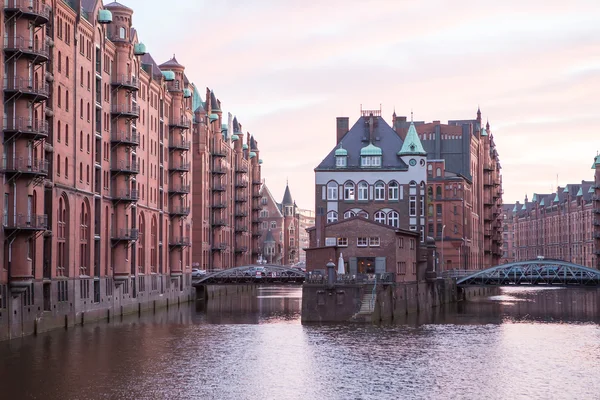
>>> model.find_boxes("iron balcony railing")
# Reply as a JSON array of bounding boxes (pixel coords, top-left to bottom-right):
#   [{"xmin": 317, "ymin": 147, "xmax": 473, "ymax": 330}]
[
  {"xmin": 112, "ymin": 228, "xmax": 139, "ymax": 241},
  {"xmin": 212, "ymin": 220, "xmax": 228, "ymax": 227},
  {"xmin": 235, "ymin": 196, "xmax": 247, "ymax": 203},
  {"xmin": 111, "ymin": 160, "xmax": 140, "ymax": 173},
  {"xmin": 212, "ymin": 166, "xmax": 226, "ymax": 174},
  {"xmin": 111, "ymin": 104, "xmax": 140, "ymax": 117},
  {"xmin": 3, "ymin": 117, "xmax": 48, "ymax": 137},
  {"xmin": 169, "ymin": 116, "xmax": 191, "ymax": 129},
  {"xmin": 169, "ymin": 185, "xmax": 190, "ymax": 194},
  {"xmin": 236, "ymin": 180, "xmax": 248, "ymax": 188},
  {"xmin": 306, "ymin": 272, "xmax": 396, "ymax": 285},
  {"xmin": 170, "ymin": 237, "xmax": 191, "ymax": 246},
  {"xmin": 3, "ymin": 35, "xmax": 50, "ymax": 59},
  {"xmin": 111, "ymin": 131, "xmax": 140, "ymax": 145},
  {"xmin": 111, "ymin": 74, "xmax": 139, "ymax": 90},
  {"xmin": 235, "ymin": 225, "xmax": 248, "ymax": 232},
  {"xmin": 4, "ymin": 0, "xmax": 52, "ymax": 21},
  {"xmin": 212, "ymin": 203, "xmax": 226, "ymax": 209},
  {"xmin": 168, "ymin": 139, "xmax": 190, "ymax": 150},
  {"xmin": 170, "ymin": 206, "xmax": 190, "ymax": 216},
  {"xmin": 169, "ymin": 162, "xmax": 190, "ymax": 172},
  {"xmin": 236, "ymin": 165, "xmax": 248, "ymax": 173},
  {"xmin": 3, "ymin": 78, "xmax": 49, "ymax": 97},
  {"xmin": 211, "ymin": 242, "xmax": 227, "ymax": 250},
  {"xmin": 3, "ymin": 213, "xmax": 48, "ymax": 230},
  {"xmin": 235, "ymin": 246, "xmax": 248, "ymax": 253},
  {"xmin": 1, "ymin": 156, "xmax": 48, "ymax": 174},
  {"xmin": 112, "ymin": 189, "xmax": 139, "ymax": 201}
]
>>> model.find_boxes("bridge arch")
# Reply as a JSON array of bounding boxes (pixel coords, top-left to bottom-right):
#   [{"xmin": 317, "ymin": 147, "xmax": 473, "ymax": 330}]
[
  {"xmin": 193, "ymin": 265, "xmax": 305, "ymax": 285},
  {"xmin": 456, "ymin": 259, "xmax": 600, "ymax": 286}
]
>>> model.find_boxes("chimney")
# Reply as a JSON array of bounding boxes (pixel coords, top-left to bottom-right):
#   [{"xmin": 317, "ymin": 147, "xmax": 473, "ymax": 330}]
[{"xmin": 336, "ymin": 117, "xmax": 349, "ymax": 144}]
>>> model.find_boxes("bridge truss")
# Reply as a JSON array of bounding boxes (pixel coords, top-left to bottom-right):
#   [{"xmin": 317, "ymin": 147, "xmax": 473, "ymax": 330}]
[
  {"xmin": 456, "ymin": 259, "xmax": 600, "ymax": 286},
  {"xmin": 193, "ymin": 265, "xmax": 305, "ymax": 285}
]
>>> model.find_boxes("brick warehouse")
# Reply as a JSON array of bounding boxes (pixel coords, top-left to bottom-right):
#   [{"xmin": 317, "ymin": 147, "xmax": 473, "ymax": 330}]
[
  {"xmin": 502, "ymin": 156, "xmax": 600, "ymax": 269},
  {"xmin": 0, "ymin": 0, "xmax": 264, "ymax": 340}
]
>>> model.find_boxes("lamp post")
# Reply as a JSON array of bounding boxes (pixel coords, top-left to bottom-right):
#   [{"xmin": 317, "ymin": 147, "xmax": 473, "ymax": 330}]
[{"xmin": 441, "ymin": 225, "xmax": 446, "ymax": 273}]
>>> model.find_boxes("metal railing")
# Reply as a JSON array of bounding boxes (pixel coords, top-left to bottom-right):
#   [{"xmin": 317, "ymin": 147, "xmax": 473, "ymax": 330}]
[
  {"xmin": 169, "ymin": 162, "xmax": 190, "ymax": 171},
  {"xmin": 3, "ymin": 78, "xmax": 49, "ymax": 97},
  {"xmin": 305, "ymin": 272, "xmax": 395, "ymax": 284},
  {"xmin": 170, "ymin": 237, "xmax": 191, "ymax": 246},
  {"xmin": 111, "ymin": 160, "xmax": 140, "ymax": 173},
  {"xmin": 170, "ymin": 206, "xmax": 190, "ymax": 215},
  {"xmin": 169, "ymin": 185, "xmax": 190, "ymax": 194},
  {"xmin": 169, "ymin": 116, "xmax": 191, "ymax": 129},
  {"xmin": 5, "ymin": 0, "xmax": 52, "ymax": 20},
  {"xmin": 168, "ymin": 139, "xmax": 190, "ymax": 150},
  {"xmin": 3, "ymin": 35, "xmax": 50, "ymax": 58},
  {"xmin": 111, "ymin": 104, "xmax": 140, "ymax": 116},
  {"xmin": 111, "ymin": 131, "xmax": 140, "ymax": 145},
  {"xmin": 111, "ymin": 74, "xmax": 139, "ymax": 89},
  {"xmin": 3, "ymin": 213, "xmax": 48, "ymax": 230},
  {"xmin": 112, "ymin": 189, "xmax": 139, "ymax": 201},
  {"xmin": 1, "ymin": 156, "xmax": 48, "ymax": 174},
  {"xmin": 112, "ymin": 228, "xmax": 139, "ymax": 241},
  {"xmin": 3, "ymin": 117, "xmax": 48, "ymax": 136}
]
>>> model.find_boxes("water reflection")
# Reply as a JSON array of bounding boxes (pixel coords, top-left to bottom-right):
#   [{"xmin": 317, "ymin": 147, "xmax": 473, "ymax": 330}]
[{"xmin": 0, "ymin": 286, "xmax": 599, "ymax": 400}]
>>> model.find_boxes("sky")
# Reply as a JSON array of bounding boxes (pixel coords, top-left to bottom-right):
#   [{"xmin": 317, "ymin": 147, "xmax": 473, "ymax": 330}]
[{"xmin": 118, "ymin": 0, "xmax": 600, "ymax": 210}]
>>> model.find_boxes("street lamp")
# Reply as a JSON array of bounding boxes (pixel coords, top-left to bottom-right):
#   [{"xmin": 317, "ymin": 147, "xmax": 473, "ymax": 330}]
[{"xmin": 441, "ymin": 225, "xmax": 446, "ymax": 273}]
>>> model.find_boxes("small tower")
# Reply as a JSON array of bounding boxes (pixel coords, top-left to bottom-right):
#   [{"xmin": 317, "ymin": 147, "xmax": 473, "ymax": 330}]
[{"xmin": 397, "ymin": 121, "xmax": 427, "ymax": 174}]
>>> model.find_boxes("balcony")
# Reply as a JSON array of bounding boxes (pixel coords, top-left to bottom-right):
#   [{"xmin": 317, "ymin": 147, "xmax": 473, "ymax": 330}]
[
  {"xmin": 111, "ymin": 189, "xmax": 139, "ymax": 203},
  {"xmin": 111, "ymin": 104, "xmax": 140, "ymax": 118},
  {"xmin": 252, "ymin": 179, "xmax": 262, "ymax": 185},
  {"xmin": 3, "ymin": 117, "xmax": 48, "ymax": 140},
  {"xmin": 252, "ymin": 204, "xmax": 261, "ymax": 211},
  {"xmin": 111, "ymin": 75, "xmax": 139, "ymax": 91},
  {"xmin": 169, "ymin": 162, "xmax": 190, "ymax": 172},
  {"xmin": 1, "ymin": 157, "xmax": 48, "ymax": 176},
  {"xmin": 111, "ymin": 228, "xmax": 139, "ymax": 242},
  {"xmin": 212, "ymin": 150, "xmax": 226, "ymax": 157},
  {"xmin": 252, "ymin": 192, "xmax": 261, "ymax": 198},
  {"xmin": 212, "ymin": 185, "xmax": 225, "ymax": 192},
  {"xmin": 3, "ymin": 35, "xmax": 50, "ymax": 62},
  {"xmin": 111, "ymin": 160, "xmax": 140, "ymax": 174},
  {"xmin": 235, "ymin": 226, "xmax": 248, "ymax": 233},
  {"xmin": 3, "ymin": 213, "xmax": 47, "ymax": 232},
  {"xmin": 235, "ymin": 246, "xmax": 248, "ymax": 254},
  {"xmin": 3, "ymin": 78, "xmax": 49, "ymax": 100},
  {"xmin": 4, "ymin": 0, "xmax": 51, "ymax": 24},
  {"xmin": 235, "ymin": 196, "xmax": 248, "ymax": 203},
  {"xmin": 212, "ymin": 220, "xmax": 228, "ymax": 227},
  {"xmin": 235, "ymin": 211, "xmax": 248, "ymax": 217},
  {"xmin": 236, "ymin": 181, "xmax": 248, "ymax": 188},
  {"xmin": 212, "ymin": 203, "xmax": 226, "ymax": 209},
  {"xmin": 236, "ymin": 165, "xmax": 248, "ymax": 173},
  {"xmin": 111, "ymin": 131, "xmax": 139, "ymax": 146},
  {"xmin": 170, "ymin": 206, "xmax": 190, "ymax": 217},
  {"xmin": 169, "ymin": 117, "xmax": 191, "ymax": 130},
  {"xmin": 168, "ymin": 139, "xmax": 190, "ymax": 151},
  {"xmin": 211, "ymin": 242, "xmax": 227, "ymax": 251},
  {"xmin": 252, "ymin": 232, "xmax": 261, "ymax": 238},
  {"xmin": 212, "ymin": 166, "xmax": 226, "ymax": 175},
  {"xmin": 169, "ymin": 185, "xmax": 190, "ymax": 195},
  {"xmin": 169, "ymin": 237, "xmax": 191, "ymax": 247}
]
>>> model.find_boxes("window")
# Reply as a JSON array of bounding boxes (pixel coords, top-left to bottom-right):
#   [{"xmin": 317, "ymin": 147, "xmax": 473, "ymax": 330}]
[
  {"xmin": 420, "ymin": 198, "xmax": 425, "ymax": 216},
  {"xmin": 119, "ymin": 27, "xmax": 126, "ymax": 39},
  {"xmin": 327, "ymin": 182, "xmax": 338, "ymax": 200},
  {"xmin": 409, "ymin": 196, "xmax": 416, "ymax": 216},
  {"xmin": 259, "ymin": 210, "xmax": 268, "ymax": 218},
  {"xmin": 427, "ymin": 164, "xmax": 433, "ymax": 178},
  {"xmin": 398, "ymin": 237, "xmax": 404, "ymax": 248},
  {"xmin": 358, "ymin": 182, "xmax": 368, "ymax": 201},
  {"xmin": 344, "ymin": 210, "xmax": 356, "ymax": 219},
  {"xmin": 326, "ymin": 211, "xmax": 338, "ymax": 223},
  {"xmin": 428, "ymin": 204, "xmax": 433, "ymax": 217},
  {"xmin": 436, "ymin": 167, "xmax": 442, "ymax": 177},
  {"xmin": 337, "ymin": 237, "xmax": 348, "ymax": 247},
  {"xmin": 437, "ymin": 223, "xmax": 443, "ymax": 237},
  {"xmin": 436, "ymin": 186, "xmax": 442, "ymax": 199},
  {"xmin": 358, "ymin": 210, "xmax": 369, "ymax": 219},
  {"xmin": 336, "ymin": 156, "xmax": 346, "ymax": 167},
  {"xmin": 410, "ymin": 239, "xmax": 415, "ymax": 250},
  {"xmin": 436, "ymin": 204, "xmax": 442, "ymax": 216},
  {"xmin": 344, "ymin": 182, "xmax": 355, "ymax": 200},
  {"xmin": 325, "ymin": 237, "xmax": 336, "ymax": 247},
  {"xmin": 374, "ymin": 182, "xmax": 385, "ymax": 200},
  {"xmin": 357, "ymin": 237, "xmax": 368, "ymax": 247},
  {"xmin": 374, "ymin": 211, "xmax": 386, "ymax": 224},
  {"xmin": 270, "ymin": 221, "xmax": 276, "ymax": 229},
  {"xmin": 361, "ymin": 156, "xmax": 381, "ymax": 167},
  {"xmin": 369, "ymin": 237, "xmax": 380, "ymax": 247},
  {"xmin": 65, "ymin": 158, "xmax": 69, "ymax": 178},
  {"xmin": 261, "ymin": 221, "xmax": 268, "ymax": 230},
  {"xmin": 388, "ymin": 181, "xmax": 399, "ymax": 201},
  {"xmin": 261, "ymin": 197, "xmax": 267, "ymax": 205},
  {"xmin": 388, "ymin": 211, "xmax": 399, "ymax": 228}
]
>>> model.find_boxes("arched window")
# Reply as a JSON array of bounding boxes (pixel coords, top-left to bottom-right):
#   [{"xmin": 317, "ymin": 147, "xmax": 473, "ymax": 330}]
[
  {"xmin": 87, "ymin": 134, "xmax": 90, "ymax": 152},
  {"xmin": 66, "ymin": 56, "xmax": 69, "ymax": 77},
  {"xmin": 326, "ymin": 211, "xmax": 338, "ymax": 223},
  {"xmin": 57, "ymin": 154, "xmax": 61, "ymax": 175},
  {"xmin": 388, "ymin": 211, "xmax": 399, "ymax": 228},
  {"xmin": 358, "ymin": 182, "xmax": 368, "ymax": 201},
  {"xmin": 427, "ymin": 164, "xmax": 433, "ymax": 178},
  {"xmin": 65, "ymin": 90, "xmax": 69, "ymax": 111},
  {"xmin": 436, "ymin": 167, "xmax": 442, "ymax": 177},
  {"xmin": 80, "ymin": 131, "xmax": 83, "ymax": 150},
  {"xmin": 436, "ymin": 186, "xmax": 442, "ymax": 198},
  {"xmin": 150, "ymin": 217, "xmax": 157, "ymax": 273},
  {"xmin": 358, "ymin": 210, "xmax": 369, "ymax": 219},
  {"xmin": 374, "ymin": 211, "xmax": 386, "ymax": 224},
  {"xmin": 138, "ymin": 213, "xmax": 145, "ymax": 274},
  {"xmin": 57, "ymin": 195, "xmax": 69, "ymax": 277},
  {"xmin": 79, "ymin": 202, "xmax": 89, "ymax": 275},
  {"xmin": 344, "ymin": 182, "xmax": 355, "ymax": 201},
  {"xmin": 119, "ymin": 27, "xmax": 126, "ymax": 39},
  {"xmin": 57, "ymin": 121, "xmax": 61, "ymax": 142},
  {"xmin": 79, "ymin": 162, "xmax": 82, "ymax": 182},
  {"xmin": 80, "ymin": 67, "xmax": 83, "ymax": 86},
  {"xmin": 270, "ymin": 221, "xmax": 276, "ymax": 229},
  {"xmin": 344, "ymin": 210, "xmax": 356, "ymax": 219},
  {"xmin": 86, "ymin": 103, "xmax": 90, "ymax": 121},
  {"xmin": 374, "ymin": 181, "xmax": 385, "ymax": 200},
  {"xmin": 86, "ymin": 165, "xmax": 90, "ymax": 184},
  {"xmin": 388, "ymin": 181, "xmax": 399, "ymax": 201},
  {"xmin": 428, "ymin": 187, "xmax": 433, "ymax": 202},
  {"xmin": 65, "ymin": 157, "xmax": 69, "ymax": 178},
  {"xmin": 58, "ymin": 51, "xmax": 62, "ymax": 72},
  {"xmin": 327, "ymin": 181, "xmax": 338, "ymax": 200},
  {"xmin": 58, "ymin": 86, "xmax": 62, "ymax": 108},
  {"xmin": 65, "ymin": 124, "xmax": 69, "ymax": 145},
  {"xmin": 410, "ymin": 180, "xmax": 417, "ymax": 187},
  {"xmin": 260, "ymin": 210, "xmax": 268, "ymax": 218},
  {"xmin": 80, "ymin": 99, "xmax": 83, "ymax": 118}
]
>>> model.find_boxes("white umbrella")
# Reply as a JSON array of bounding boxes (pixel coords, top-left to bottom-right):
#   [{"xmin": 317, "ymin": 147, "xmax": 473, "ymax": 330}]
[{"xmin": 337, "ymin": 252, "xmax": 345, "ymax": 275}]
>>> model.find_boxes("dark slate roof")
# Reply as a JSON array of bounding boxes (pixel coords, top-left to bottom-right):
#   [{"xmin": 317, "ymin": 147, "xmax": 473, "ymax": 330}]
[
  {"xmin": 159, "ymin": 55, "xmax": 184, "ymax": 69},
  {"xmin": 141, "ymin": 53, "xmax": 163, "ymax": 80},
  {"xmin": 82, "ymin": 0, "xmax": 97, "ymax": 12},
  {"xmin": 250, "ymin": 136, "xmax": 257, "ymax": 150},
  {"xmin": 210, "ymin": 90, "xmax": 220, "ymax": 112},
  {"xmin": 104, "ymin": 1, "xmax": 132, "ymax": 11},
  {"xmin": 316, "ymin": 116, "xmax": 408, "ymax": 171},
  {"xmin": 183, "ymin": 74, "xmax": 189, "ymax": 85},
  {"xmin": 233, "ymin": 116, "xmax": 239, "ymax": 132},
  {"xmin": 265, "ymin": 230, "xmax": 275, "ymax": 243},
  {"xmin": 282, "ymin": 185, "xmax": 293, "ymax": 205}
]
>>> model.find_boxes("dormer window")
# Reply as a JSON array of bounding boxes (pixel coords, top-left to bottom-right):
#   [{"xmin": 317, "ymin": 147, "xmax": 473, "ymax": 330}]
[
  {"xmin": 361, "ymin": 156, "xmax": 381, "ymax": 167},
  {"xmin": 336, "ymin": 156, "xmax": 347, "ymax": 167}
]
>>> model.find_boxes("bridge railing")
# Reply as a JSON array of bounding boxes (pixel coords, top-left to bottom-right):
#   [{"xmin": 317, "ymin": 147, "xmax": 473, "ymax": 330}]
[
  {"xmin": 441, "ymin": 269, "xmax": 474, "ymax": 279},
  {"xmin": 306, "ymin": 272, "xmax": 395, "ymax": 285}
]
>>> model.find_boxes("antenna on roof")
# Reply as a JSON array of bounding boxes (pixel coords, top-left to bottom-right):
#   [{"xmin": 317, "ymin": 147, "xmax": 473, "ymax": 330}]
[{"xmin": 410, "ymin": 109, "xmax": 413, "ymax": 122}]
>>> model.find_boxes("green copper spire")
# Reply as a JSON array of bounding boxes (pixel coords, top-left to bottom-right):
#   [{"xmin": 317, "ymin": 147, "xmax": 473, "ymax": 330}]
[
  {"xmin": 539, "ymin": 198, "xmax": 545, "ymax": 206},
  {"xmin": 563, "ymin": 186, "xmax": 569, "ymax": 193},
  {"xmin": 398, "ymin": 122, "xmax": 427, "ymax": 156},
  {"xmin": 335, "ymin": 142, "xmax": 348, "ymax": 156},
  {"xmin": 532, "ymin": 193, "xmax": 538, "ymax": 202},
  {"xmin": 360, "ymin": 143, "xmax": 382, "ymax": 156},
  {"xmin": 512, "ymin": 204, "xmax": 518, "ymax": 212},
  {"xmin": 554, "ymin": 193, "xmax": 560, "ymax": 203},
  {"xmin": 576, "ymin": 187, "xmax": 583, "ymax": 197},
  {"xmin": 592, "ymin": 155, "xmax": 600, "ymax": 169},
  {"xmin": 589, "ymin": 186, "xmax": 595, "ymax": 194}
]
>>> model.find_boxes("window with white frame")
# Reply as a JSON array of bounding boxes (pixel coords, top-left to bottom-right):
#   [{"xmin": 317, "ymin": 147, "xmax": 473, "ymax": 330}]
[
  {"xmin": 260, "ymin": 210, "xmax": 269, "ymax": 218},
  {"xmin": 261, "ymin": 197, "xmax": 267, "ymax": 205},
  {"xmin": 270, "ymin": 221, "xmax": 276, "ymax": 229},
  {"xmin": 374, "ymin": 211, "xmax": 386, "ymax": 224},
  {"xmin": 336, "ymin": 156, "xmax": 346, "ymax": 167},
  {"xmin": 327, "ymin": 210, "xmax": 338, "ymax": 223},
  {"xmin": 358, "ymin": 210, "xmax": 368, "ymax": 219},
  {"xmin": 325, "ymin": 237, "xmax": 336, "ymax": 246},
  {"xmin": 388, "ymin": 211, "xmax": 399, "ymax": 228},
  {"xmin": 361, "ymin": 156, "xmax": 381, "ymax": 167},
  {"xmin": 420, "ymin": 198, "xmax": 425, "ymax": 216},
  {"xmin": 388, "ymin": 181, "xmax": 399, "ymax": 200},
  {"xmin": 369, "ymin": 237, "xmax": 380, "ymax": 247},
  {"xmin": 374, "ymin": 182, "xmax": 385, "ymax": 200},
  {"xmin": 337, "ymin": 237, "xmax": 348, "ymax": 247},
  {"xmin": 357, "ymin": 237, "xmax": 368, "ymax": 247},
  {"xmin": 344, "ymin": 182, "xmax": 355, "ymax": 200},
  {"xmin": 344, "ymin": 210, "xmax": 356, "ymax": 219},
  {"xmin": 327, "ymin": 182, "xmax": 338, "ymax": 200},
  {"xmin": 358, "ymin": 182, "xmax": 368, "ymax": 200},
  {"xmin": 409, "ymin": 196, "xmax": 416, "ymax": 216},
  {"xmin": 262, "ymin": 221, "xmax": 268, "ymax": 229}
]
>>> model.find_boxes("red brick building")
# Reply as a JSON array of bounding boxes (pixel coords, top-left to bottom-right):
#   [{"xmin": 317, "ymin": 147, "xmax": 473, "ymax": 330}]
[
  {"xmin": 504, "ymin": 156, "xmax": 600, "ymax": 269},
  {"xmin": 257, "ymin": 181, "xmax": 300, "ymax": 265},
  {"xmin": 393, "ymin": 109, "xmax": 503, "ymax": 271}
]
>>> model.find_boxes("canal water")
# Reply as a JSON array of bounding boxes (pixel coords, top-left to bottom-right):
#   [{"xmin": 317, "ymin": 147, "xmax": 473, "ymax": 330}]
[{"xmin": 1, "ymin": 286, "xmax": 600, "ymax": 400}]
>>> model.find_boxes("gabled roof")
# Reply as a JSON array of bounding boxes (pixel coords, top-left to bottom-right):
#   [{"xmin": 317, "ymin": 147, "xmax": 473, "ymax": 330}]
[
  {"xmin": 307, "ymin": 216, "xmax": 419, "ymax": 237},
  {"xmin": 316, "ymin": 116, "xmax": 408, "ymax": 171},
  {"xmin": 104, "ymin": 1, "xmax": 132, "ymax": 11},
  {"xmin": 398, "ymin": 122, "xmax": 427, "ymax": 156},
  {"xmin": 82, "ymin": 0, "xmax": 98, "ymax": 12},
  {"xmin": 260, "ymin": 183, "xmax": 283, "ymax": 218},
  {"xmin": 140, "ymin": 53, "xmax": 163, "ymax": 80},
  {"xmin": 282, "ymin": 184, "xmax": 293, "ymax": 205}
]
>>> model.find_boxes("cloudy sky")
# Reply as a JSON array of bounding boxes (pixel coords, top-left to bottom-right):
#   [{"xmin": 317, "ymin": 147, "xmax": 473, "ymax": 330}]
[{"xmin": 120, "ymin": 0, "xmax": 600, "ymax": 209}]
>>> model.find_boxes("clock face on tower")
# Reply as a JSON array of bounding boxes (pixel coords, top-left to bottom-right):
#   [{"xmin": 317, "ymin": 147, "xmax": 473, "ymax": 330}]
[{"xmin": 409, "ymin": 158, "xmax": 417, "ymax": 166}]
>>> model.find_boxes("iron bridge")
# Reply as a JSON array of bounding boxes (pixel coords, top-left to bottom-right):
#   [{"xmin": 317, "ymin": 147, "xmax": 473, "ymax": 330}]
[
  {"xmin": 192, "ymin": 265, "xmax": 305, "ymax": 285},
  {"xmin": 456, "ymin": 259, "xmax": 600, "ymax": 286}
]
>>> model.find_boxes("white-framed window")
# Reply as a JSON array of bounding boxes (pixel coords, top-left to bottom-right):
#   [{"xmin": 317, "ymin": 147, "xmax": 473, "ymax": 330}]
[
  {"xmin": 327, "ymin": 210, "xmax": 338, "ymax": 223},
  {"xmin": 325, "ymin": 237, "xmax": 336, "ymax": 246},
  {"xmin": 420, "ymin": 198, "xmax": 425, "ymax": 216},
  {"xmin": 337, "ymin": 237, "xmax": 348, "ymax": 247},
  {"xmin": 409, "ymin": 196, "xmax": 416, "ymax": 216},
  {"xmin": 344, "ymin": 182, "xmax": 355, "ymax": 200},
  {"xmin": 410, "ymin": 238, "xmax": 415, "ymax": 250},
  {"xmin": 388, "ymin": 181, "xmax": 399, "ymax": 201},
  {"xmin": 336, "ymin": 156, "xmax": 346, "ymax": 167},
  {"xmin": 369, "ymin": 237, "xmax": 380, "ymax": 247},
  {"xmin": 260, "ymin": 210, "xmax": 269, "ymax": 218},
  {"xmin": 262, "ymin": 221, "xmax": 268, "ymax": 230},
  {"xmin": 388, "ymin": 211, "xmax": 399, "ymax": 228},
  {"xmin": 357, "ymin": 237, "xmax": 368, "ymax": 247},
  {"xmin": 374, "ymin": 182, "xmax": 385, "ymax": 200},
  {"xmin": 327, "ymin": 182, "xmax": 338, "ymax": 200},
  {"xmin": 358, "ymin": 210, "xmax": 369, "ymax": 219},
  {"xmin": 375, "ymin": 211, "xmax": 386, "ymax": 224},
  {"xmin": 361, "ymin": 157, "xmax": 371, "ymax": 167},
  {"xmin": 358, "ymin": 182, "xmax": 368, "ymax": 200},
  {"xmin": 270, "ymin": 221, "xmax": 276, "ymax": 229},
  {"xmin": 261, "ymin": 197, "xmax": 267, "ymax": 205},
  {"xmin": 344, "ymin": 210, "xmax": 356, "ymax": 219}
]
